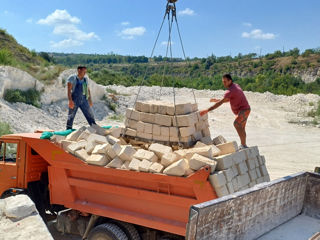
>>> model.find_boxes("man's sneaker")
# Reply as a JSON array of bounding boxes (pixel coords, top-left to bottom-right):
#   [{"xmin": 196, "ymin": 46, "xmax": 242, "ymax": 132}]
[{"xmin": 238, "ymin": 145, "xmax": 248, "ymax": 151}]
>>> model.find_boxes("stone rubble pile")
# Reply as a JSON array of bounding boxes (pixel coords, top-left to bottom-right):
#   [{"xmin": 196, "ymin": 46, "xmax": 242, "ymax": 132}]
[{"xmin": 51, "ymin": 102, "xmax": 270, "ymax": 198}]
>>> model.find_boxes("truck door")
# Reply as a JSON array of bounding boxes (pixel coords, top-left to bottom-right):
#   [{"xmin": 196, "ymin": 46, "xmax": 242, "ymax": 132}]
[{"xmin": 0, "ymin": 141, "xmax": 19, "ymax": 197}]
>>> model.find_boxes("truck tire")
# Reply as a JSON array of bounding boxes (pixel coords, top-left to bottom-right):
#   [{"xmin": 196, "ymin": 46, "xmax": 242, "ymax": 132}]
[
  {"xmin": 115, "ymin": 221, "xmax": 141, "ymax": 240},
  {"xmin": 88, "ymin": 223, "xmax": 129, "ymax": 240}
]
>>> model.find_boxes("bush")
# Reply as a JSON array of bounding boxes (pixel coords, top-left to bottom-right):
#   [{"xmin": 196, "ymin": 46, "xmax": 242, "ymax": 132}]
[
  {"xmin": 0, "ymin": 49, "xmax": 14, "ymax": 65},
  {"xmin": 0, "ymin": 122, "xmax": 12, "ymax": 136},
  {"xmin": 4, "ymin": 89, "xmax": 41, "ymax": 107}
]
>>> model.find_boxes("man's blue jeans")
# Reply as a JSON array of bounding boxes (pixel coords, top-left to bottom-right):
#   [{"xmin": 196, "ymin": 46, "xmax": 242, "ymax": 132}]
[{"xmin": 66, "ymin": 96, "xmax": 96, "ymax": 130}]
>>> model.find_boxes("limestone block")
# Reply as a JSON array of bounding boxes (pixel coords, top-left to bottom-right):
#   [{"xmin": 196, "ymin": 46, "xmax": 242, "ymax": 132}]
[
  {"xmin": 191, "ymin": 103, "xmax": 198, "ymax": 112},
  {"xmin": 166, "ymin": 105, "xmax": 175, "ymax": 116},
  {"xmin": 231, "ymin": 151, "xmax": 247, "ymax": 164},
  {"xmin": 246, "ymin": 159, "xmax": 256, "ymax": 170},
  {"xmin": 249, "ymin": 182, "xmax": 256, "ymax": 188},
  {"xmin": 264, "ymin": 174, "xmax": 270, "ymax": 182},
  {"xmin": 194, "ymin": 141, "xmax": 207, "ymax": 148},
  {"xmin": 214, "ymin": 154, "xmax": 234, "ymax": 170},
  {"xmin": 140, "ymin": 112, "xmax": 155, "ymax": 124},
  {"xmin": 137, "ymin": 132, "xmax": 152, "ymax": 140},
  {"xmin": 92, "ymin": 143, "xmax": 111, "ymax": 154},
  {"xmin": 200, "ymin": 136, "xmax": 212, "ymax": 145},
  {"xmin": 193, "ymin": 131, "xmax": 203, "ymax": 141},
  {"xmin": 185, "ymin": 146, "xmax": 213, "ymax": 160},
  {"xmin": 134, "ymin": 101, "xmax": 143, "ymax": 112},
  {"xmin": 258, "ymin": 155, "xmax": 266, "ymax": 165},
  {"xmin": 209, "ymin": 171, "xmax": 227, "ymax": 188},
  {"xmin": 216, "ymin": 141, "xmax": 238, "ymax": 155},
  {"xmin": 106, "ymin": 135, "xmax": 121, "ymax": 145},
  {"xmin": 140, "ymin": 102, "xmax": 151, "ymax": 113},
  {"xmin": 52, "ymin": 135, "xmax": 66, "ymax": 143},
  {"xmin": 180, "ymin": 126, "xmax": 196, "ymax": 137},
  {"xmin": 128, "ymin": 158, "xmax": 141, "ymax": 171},
  {"xmin": 125, "ymin": 119, "xmax": 138, "ymax": 129},
  {"xmin": 77, "ymin": 131, "xmax": 90, "ymax": 141},
  {"xmin": 61, "ymin": 140, "xmax": 74, "ymax": 150},
  {"xmin": 87, "ymin": 134, "xmax": 108, "ymax": 145},
  {"xmin": 259, "ymin": 164, "xmax": 268, "ymax": 176},
  {"xmin": 232, "ymin": 178, "xmax": 239, "ymax": 192},
  {"xmin": 144, "ymin": 123, "xmax": 153, "ymax": 134},
  {"xmin": 256, "ymin": 177, "xmax": 265, "ymax": 184},
  {"xmin": 184, "ymin": 168, "xmax": 195, "ymax": 176},
  {"xmin": 202, "ymin": 128, "xmax": 211, "ymax": 138},
  {"xmin": 222, "ymin": 168, "xmax": 234, "ymax": 182},
  {"xmin": 118, "ymin": 145, "xmax": 136, "ymax": 161},
  {"xmin": 175, "ymin": 103, "xmax": 192, "ymax": 115},
  {"xmin": 139, "ymin": 159, "xmax": 152, "ymax": 172},
  {"xmin": 4, "ymin": 195, "xmax": 37, "ymax": 219},
  {"xmin": 110, "ymin": 127, "xmax": 122, "ymax": 138},
  {"xmin": 107, "ymin": 157, "xmax": 123, "ymax": 168},
  {"xmin": 170, "ymin": 136, "xmax": 192, "ymax": 143},
  {"xmin": 161, "ymin": 152, "xmax": 180, "ymax": 167},
  {"xmin": 121, "ymin": 161, "xmax": 130, "ymax": 170},
  {"xmin": 254, "ymin": 157, "xmax": 260, "ymax": 167},
  {"xmin": 126, "ymin": 108, "xmax": 140, "ymax": 121},
  {"xmin": 231, "ymin": 165, "xmax": 239, "ymax": 177},
  {"xmin": 242, "ymin": 146, "xmax": 260, "ymax": 159},
  {"xmin": 67, "ymin": 140, "xmax": 87, "ymax": 154},
  {"xmin": 107, "ymin": 143, "xmax": 122, "ymax": 159},
  {"xmin": 155, "ymin": 114, "xmax": 172, "ymax": 127},
  {"xmin": 169, "ymin": 127, "xmax": 179, "ymax": 138},
  {"xmin": 124, "ymin": 128, "xmax": 137, "ymax": 137},
  {"xmin": 66, "ymin": 126, "xmax": 86, "ymax": 141},
  {"xmin": 256, "ymin": 167, "xmax": 262, "ymax": 178},
  {"xmin": 173, "ymin": 113, "xmax": 197, "ymax": 127},
  {"xmin": 236, "ymin": 173, "xmax": 250, "ymax": 188},
  {"xmin": 149, "ymin": 103, "xmax": 159, "ymax": 113},
  {"xmin": 214, "ymin": 185, "xmax": 229, "ymax": 198},
  {"xmin": 86, "ymin": 154, "xmax": 108, "ymax": 166},
  {"xmin": 133, "ymin": 149, "xmax": 158, "ymax": 162},
  {"xmin": 149, "ymin": 143, "xmax": 172, "ymax": 158},
  {"xmin": 75, "ymin": 149, "xmax": 90, "ymax": 161},
  {"xmin": 237, "ymin": 161, "xmax": 248, "ymax": 175},
  {"xmin": 209, "ymin": 145, "xmax": 222, "ymax": 157},
  {"xmin": 137, "ymin": 121, "xmax": 145, "ymax": 133},
  {"xmin": 174, "ymin": 149, "xmax": 187, "ymax": 159},
  {"xmin": 91, "ymin": 124, "xmax": 107, "ymax": 136},
  {"xmin": 248, "ymin": 169, "xmax": 258, "ymax": 181},
  {"xmin": 196, "ymin": 110, "xmax": 209, "ymax": 121},
  {"xmin": 153, "ymin": 124, "xmax": 161, "ymax": 135},
  {"xmin": 189, "ymin": 153, "xmax": 217, "ymax": 173},
  {"xmin": 158, "ymin": 105, "xmax": 168, "ymax": 115},
  {"xmin": 160, "ymin": 126, "xmax": 170, "ymax": 136},
  {"xmin": 226, "ymin": 182, "xmax": 235, "ymax": 194},
  {"xmin": 149, "ymin": 162, "xmax": 164, "ymax": 173},
  {"xmin": 212, "ymin": 135, "xmax": 227, "ymax": 145},
  {"xmin": 239, "ymin": 185, "xmax": 250, "ymax": 191},
  {"xmin": 153, "ymin": 134, "xmax": 169, "ymax": 142},
  {"xmin": 163, "ymin": 159, "xmax": 188, "ymax": 176}
]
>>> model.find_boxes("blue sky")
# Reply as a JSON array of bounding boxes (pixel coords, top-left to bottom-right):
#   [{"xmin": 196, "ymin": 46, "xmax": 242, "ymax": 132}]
[{"xmin": 0, "ymin": 0, "xmax": 319, "ymax": 58}]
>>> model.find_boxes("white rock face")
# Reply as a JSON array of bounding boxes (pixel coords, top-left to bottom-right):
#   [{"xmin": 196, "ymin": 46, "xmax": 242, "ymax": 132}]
[
  {"xmin": 0, "ymin": 66, "xmax": 44, "ymax": 98},
  {"xmin": 0, "ymin": 195, "xmax": 53, "ymax": 240}
]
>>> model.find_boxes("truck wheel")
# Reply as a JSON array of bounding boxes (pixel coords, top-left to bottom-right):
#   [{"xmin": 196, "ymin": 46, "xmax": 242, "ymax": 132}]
[
  {"xmin": 115, "ymin": 221, "xmax": 141, "ymax": 240},
  {"xmin": 88, "ymin": 223, "xmax": 129, "ymax": 240}
]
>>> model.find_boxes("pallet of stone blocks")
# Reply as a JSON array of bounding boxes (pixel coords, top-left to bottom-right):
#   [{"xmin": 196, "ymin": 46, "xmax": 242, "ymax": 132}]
[
  {"xmin": 51, "ymin": 125, "xmax": 270, "ymax": 199},
  {"xmin": 123, "ymin": 101, "xmax": 211, "ymax": 146}
]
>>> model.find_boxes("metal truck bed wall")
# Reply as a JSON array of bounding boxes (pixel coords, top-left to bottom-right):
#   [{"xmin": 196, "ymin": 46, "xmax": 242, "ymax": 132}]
[
  {"xmin": 24, "ymin": 137, "xmax": 218, "ymax": 236},
  {"xmin": 186, "ymin": 172, "xmax": 320, "ymax": 240}
]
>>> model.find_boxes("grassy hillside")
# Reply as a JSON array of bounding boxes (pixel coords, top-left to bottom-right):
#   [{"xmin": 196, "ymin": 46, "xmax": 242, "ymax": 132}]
[{"xmin": 0, "ymin": 28, "xmax": 64, "ymax": 84}]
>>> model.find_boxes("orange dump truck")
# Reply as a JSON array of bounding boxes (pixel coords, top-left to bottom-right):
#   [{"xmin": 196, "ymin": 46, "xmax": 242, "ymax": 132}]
[{"xmin": 1, "ymin": 132, "xmax": 319, "ymax": 240}]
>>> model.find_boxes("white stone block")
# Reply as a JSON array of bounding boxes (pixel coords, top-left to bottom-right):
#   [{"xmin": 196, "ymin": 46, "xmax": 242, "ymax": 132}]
[
  {"xmin": 160, "ymin": 126, "xmax": 170, "ymax": 136},
  {"xmin": 209, "ymin": 145, "xmax": 221, "ymax": 157},
  {"xmin": 140, "ymin": 112, "xmax": 155, "ymax": 124},
  {"xmin": 155, "ymin": 114, "xmax": 172, "ymax": 126},
  {"xmin": 153, "ymin": 124, "xmax": 161, "ymax": 135},
  {"xmin": 149, "ymin": 162, "xmax": 164, "ymax": 173},
  {"xmin": 158, "ymin": 104, "xmax": 168, "ymax": 115},
  {"xmin": 232, "ymin": 165, "xmax": 239, "ymax": 177},
  {"xmin": 139, "ymin": 159, "xmax": 152, "ymax": 172},
  {"xmin": 256, "ymin": 167, "xmax": 262, "ymax": 178},
  {"xmin": 92, "ymin": 143, "xmax": 111, "ymax": 154},
  {"xmin": 185, "ymin": 146, "xmax": 213, "ymax": 160},
  {"xmin": 258, "ymin": 155, "xmax": 266, "ymax": 165},
  {"xmin": 173, "ymin": 113, "xmax": 197, "ymax": 127},
  {"xmin": 209, "ymin": 171, "xmax": 227, "ymax": 188},
  {"xmin": 200, "ymin": 136, "xmax": 212, "ymax": 145},
  {"xmin": 161, "ymin": 152, "xmax": 180, "ymax": 167},
  {"xmin": 91, "ymin": 124, "xmax": 107, "ymax": 136},
  {"xmin": 140, "ymin": 102, "xmax": 151, "ymax": 113},
  {"xmin": 242, "ymin": 146, "xmax": 260, "ymax": 159},
  {"xmin": 194, "ymin": 141, "xmax": 207, "ymax": 148},
  {"xmin": 163, "ymin": 159, "xmax": 188, "ymax": 176},
  {"xmin": 66, "ymin": 126, "xmax": 86, "ymax": 141},
  {"xmin": 110, "ymin": 127, "xmax": 122, "ymax": 138},
  {"xmin": 67, "ymin": 140, "xmax": 87, "ymax": 154},
  {"xmin": 264, "ymin": 174, "xmax": 270, "ymax": 182},
  {"xmin": 124, "ymin": 128, "xmax": 137, "ymax": 137},
  {"xmin": 214, "ymin": 154, "xmax": 234, "ymax": 170},
  {"xmin": 202, "ymin": 128, "xmax": 211, "ymax": 138},
  {"xmin": 106, "ymin": 135, "xmax": 121, "ymax": 145},
  {"xmin": 237, "ymin": 161, "xmax": 248, "ymax": 175},
  {"xmin": 107, "ymin": 157, "xmax": 123, "ymax": 168},
  {"xmin": 144, "ymin": 123, "xmax": 153, "ymax": 134},
  {"xmin": 249, "ymin": 182, "xmax": 256, "ymax": 188},
  {"xmin": 179, "ymin": 126, "xmax": 196, "ymax": 137},
  {"xmin": 214, "ymin": 185, "xmax": 229, "ymax": 198},
  {"xmin": 107, "ymin": 143, "xmax": 122, "ymax": 159},
  {"xmin": 75, "ymin": 149, "xmax": 90, "ymax": 161},
  {"xmin": 125, "ymin": 119, "xmax": 138, "ymax": 129},
  {"xmin": 246, "ymin": 159, "xmax": 256, "ymax": 170},
  {"xmin": 248, "ymin": 169, "xmax": 258, "ymax": 181},
  {"xmin": 259, "ymin": 164, "xmax": 268, "ymax": 176},
  {"xmin": 189, "ymin": 153, "xmax": 217, "ymax": 173},
  {"xmin": 232, "ymin": 151, "xmax": 247, "ymax": 164},
  {"xmin": 256, "ymin": 177, "xmax": 264, "ymax": 184},
  {"xmin": 134, "ymin": 101, "xmax": 143, "ymax": 111},
  {"xmin": 222, "ymin": 168, "xmax": 234, "ymax": 182},
  {"xmin": 126, "ymin": 108, "xmax": 140, "ymax": 121},
  {"xmin": 174, "ymin": 149, "xmax": 187, "ymax": 159},
  {"xmin": 121, "ymin": 161, "xmax": 130, "ymax": 170},
  {"xmin": 169, "ymin": 127, "xmax": 179, "ymax": 137},
  {"xmin": 137, "ymin": 132, "xmax": 152, "ymax": 140},
  {"xmin": 193, "ymin": 131, "xmax": 203, "ymax": 141},
  {"xmin": 118, "ymin": 145, "xmax": 136, "ymax": 161},
  {"xmin": 232, "ymin": 178, "xmax": 239, "ymax": 192},
  {"xmin": 153, "ymin": 134, "xmax": 169, "ymax": 142},
  {"xmin": 128, "ymin": 158, "xmax": 141, "ymax": 171},
  {"xmin": 184, "ymin": 168, "xmax": 195, "ymax": 176},
  {"xmin": 191, "ymin": 103, "xmax": 198, "ymax": 112},
  {"xmin": 212, "ymin": 135, "xmax": 227, "ymax": 145},
  {"xmin": 133, "ymin": 149, "xmax": 158, "ymax": 162},
  {"xmin": 175, "ymin": 103, "xmax": 193, "ymax": 115},
  {"xmin": 4, "ymin": 195, "xmax": 37, "ymax": 219},
  {"xmin": 226, "ymin": 182, "xmax": 234, "ymax": 194},
  {"xmin": 216, "ymin": 141, "xmax": 238, "ymax": 155},
  {"xmin": 236, "ymin": 173, "xmax": 250, "ymax": 188},
  {"xmin": 86, "ymin": 154, "xmax": 108, "ymax": 166},
  {"xmin": 149, "ymin": 143, "xmax": 172, "ymax": 158}
]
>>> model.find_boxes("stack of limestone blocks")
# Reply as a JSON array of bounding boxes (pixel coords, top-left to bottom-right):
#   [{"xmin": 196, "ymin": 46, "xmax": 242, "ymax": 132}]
[
  {"xmin": 209, "ymin": 136, "xmax": 270, "ymax": 197},
  {"xmin": 124, "ymin": 101, "xmax": 211, "ymax": 146}
]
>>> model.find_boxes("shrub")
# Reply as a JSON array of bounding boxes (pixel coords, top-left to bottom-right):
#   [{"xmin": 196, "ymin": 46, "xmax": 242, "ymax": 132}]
[
  {"xmin": 0, "ymin": 49, "xmax": 14, "ymax": 65},
  {"xmin": 0, "ymin": 122, "xmax": 12, "ymax": 136},
  {"xmin": 4, "ymin": 89, "xmax": 41, "ymax": 107}
]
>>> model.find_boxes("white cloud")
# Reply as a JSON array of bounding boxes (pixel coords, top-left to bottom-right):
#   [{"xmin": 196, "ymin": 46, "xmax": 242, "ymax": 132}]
[
  {"xmin": 178, "ymin": 8, "xmax": 195, "ymax": 16},
  {"xmin": 161, "ymin": 41, "xmax": 174, "ymax": 46},
  {"xmin": 37, "ymin": 9, "xmax": 80, "ymax": 25},
  {"xmin": 26, "ymin": 18, "xmax": 33, "ymax": 23},
  {"xmin": 120, "ymin": 26, "xmax": 146, "ymax": 39},
  {"xmin": 243, "ymin": 22, "xmax": 252, "ymax": 27},
  {"xmin": 121, "ymin": 21, "xmax": 130, "ymax": 26},
  {"xmin": 242, "ymin": 29, "xmax": 276, "ymax": 40},
  {"xmin": 37, "ymin": 9, "xmax": 99, "ymax": 48},
  {"xmin": 50, "ymin": 39, "xmax": 83, "ymax": 48}
]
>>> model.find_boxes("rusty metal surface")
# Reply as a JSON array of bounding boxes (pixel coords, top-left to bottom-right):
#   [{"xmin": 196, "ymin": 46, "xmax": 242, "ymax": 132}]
[
  {"xmin": 303, "ymin": 172, "xmax": 320, "ymax": 219},
  {"xmin": 186, "ymin": 172, "xmax": 309, "ymax": 240}
]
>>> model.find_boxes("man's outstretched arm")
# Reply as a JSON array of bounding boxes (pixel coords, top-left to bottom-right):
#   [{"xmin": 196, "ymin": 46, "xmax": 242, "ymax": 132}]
[{"xmin": 200, "ymin": 98, "xmax": 229, "ymax": 116}]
